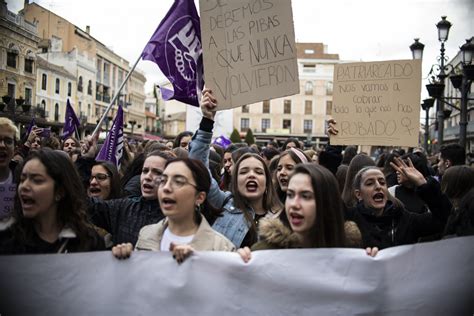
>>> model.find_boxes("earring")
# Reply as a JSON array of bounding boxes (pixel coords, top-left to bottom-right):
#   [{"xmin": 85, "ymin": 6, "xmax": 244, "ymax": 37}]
[
  {"xmin": 195, "ymin": 204, "xmax": 201, "ymax": 213},
  {"xmin": 55, "ymin": 195, "xmax": 61, "ymax": 202}
]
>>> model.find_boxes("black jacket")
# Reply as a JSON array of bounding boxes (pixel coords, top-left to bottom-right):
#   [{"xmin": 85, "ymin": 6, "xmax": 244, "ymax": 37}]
[
  {"xmin": 345, "ymin": 200, "xmax": 443, "ymax": 249},
  {"xmin": 88, "ymin": 196, "xmax": 164, "ymax": 245},
  {"xmin": 0, "ymin": 226, "xmax": 105, "ymax": 254}
]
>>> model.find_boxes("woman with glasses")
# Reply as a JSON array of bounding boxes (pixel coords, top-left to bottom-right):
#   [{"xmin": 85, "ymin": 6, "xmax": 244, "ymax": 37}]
[
  {"xmin": 88, "ymin": 161, "xmax": 122, "ymax": 200},
  {"xmin": 112, "ymin": 158, "xmax": 234, "ymax": 262}
]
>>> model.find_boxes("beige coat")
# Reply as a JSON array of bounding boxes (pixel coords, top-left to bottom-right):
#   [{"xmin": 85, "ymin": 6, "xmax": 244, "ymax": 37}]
[{"xmin": 135, "ymin": 217, "xmax": 235, "ymax": 252}]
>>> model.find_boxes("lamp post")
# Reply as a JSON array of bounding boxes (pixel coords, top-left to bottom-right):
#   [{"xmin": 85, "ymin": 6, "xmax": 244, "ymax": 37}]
[
  {"xmin": 410, "ymin": 16, "xmax": 452, "ymax": 150},
  {"xmin": 411, "ymin": 35, "xmax": 474, "ymax": 151},
  {"xmin": 421, "ymin": 98, "xmax": 435, "ymax": 153},
  {"xmin": 129, "ymin": 120, "xmax": 137, "ymax": 136},
  {"xmin": 458, "ymin": 39, "xmax": 474, "ymax": 149},
  {"xmin": 0, "ymin": 95, "xmax": 32, "ymax": 132}
]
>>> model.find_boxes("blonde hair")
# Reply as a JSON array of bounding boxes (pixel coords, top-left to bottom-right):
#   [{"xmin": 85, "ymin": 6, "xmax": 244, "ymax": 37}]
[{"xmin": 0, "ymin": 117, "xmax": 19, "ymax": 140}]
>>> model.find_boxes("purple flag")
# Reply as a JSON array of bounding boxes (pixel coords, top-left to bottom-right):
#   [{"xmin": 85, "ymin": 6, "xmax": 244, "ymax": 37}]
[
  {"xmin": 62, "ymin": 99, "xmax": 80, "ymax": 139},
  {"xmin": 213, "ymin": 135, "xmax": 232, "ymax": 149},
  {"xmin": 142, "ymin": 0, "xmax": 203, "ymax": 107},
  {"xmin": 96, "ymin": 105, "xmax": 124, "ymax": 168}
]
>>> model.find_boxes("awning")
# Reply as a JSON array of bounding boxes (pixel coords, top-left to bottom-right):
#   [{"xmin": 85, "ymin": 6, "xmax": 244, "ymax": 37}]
[{"xmin": 142, "ymin": 133, "xmax": 162, "ymax": 141}]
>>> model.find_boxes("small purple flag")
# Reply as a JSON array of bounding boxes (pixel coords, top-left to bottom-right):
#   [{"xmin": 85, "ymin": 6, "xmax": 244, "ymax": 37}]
[
  {"xmin": 213, "ymin": 135, "xmax": 232, "ymax": 149},
  {"xmin": 96, "ymin": 105, "xmax": 124, "ymax": 168},
  {"xmin": 62, "ymin": 99, "xmax": 80, "ymax": 139},
  {"xmin": 142, "ymin": 0, "xmax": 203, "ymax": 107}
]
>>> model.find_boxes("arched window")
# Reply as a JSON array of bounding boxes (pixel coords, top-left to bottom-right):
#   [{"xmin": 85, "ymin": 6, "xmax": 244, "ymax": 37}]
[
  {"xmin": 7, "ymin": 43, "xmax": 19, "ymax": 68},
  {"xmin": 68, "ymin": 82, "xmax": 72, "ymax": 97},
  {"xmin": 78, "ymin": 76, "xmax": 83, "ymax": 92},
  {"xmin": 41, "ymin": 74, "xmax": 47, "ymax": 90},
  {"xmin": 87, "ymin": 80, "xmax": 92, "ymax": 95},
  {"xmin": 55, "ymin": 78, "xmax": 60, "ymax": 94},
  {"xmin": 54, "ymin": 103, "xmax": 59, "ymax": 121}
]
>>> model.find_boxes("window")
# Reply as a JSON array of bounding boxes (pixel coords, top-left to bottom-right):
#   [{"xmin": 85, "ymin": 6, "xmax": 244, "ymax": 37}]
[
  {"xmin": 284, "ymin": 100, "xmax": 291, "ymax": 114},
  {"xmin": 95, "ymin": 106, "xmax": 100, "ymax": 118},
  {"xmin": 88, "ymin": 104, "xmax": 91, "ymax": 117},
  {"xmin": 67, "ymin": 82, "xmax": 72, "ymax": 97},
  {"xmin": 326, "ymin": 101, "xmax": 333, "ymax": 115},
  {"xmin": 240, "ymin": 118, "xmax": 250, "ymax": 132},
  {"xmin": 41, "ymin": 74, "xmax": 47, "ymax": 90},
  {"xmin": 326, "ymin": 81, "xmax": 333, "ymax": 95},
  {"xmin": 303, "ymin": 64, "xmax": 315, "ymax": 73},
  {"xmin": 261, "ymin": 119, "xmax": 270, "ymax": 132},
  {"xmin": 262, "ymin": 100, "xmax": 270, "ymax": 113},
  {"xmin": 55, "ymin": 78, "xmax": 60, "ymax": 94},
  {"xmin": 283, "ymin": 119, "xmax": 291, "ymax": 131},
  {"xmin": 24, "ymin": 59, "xmax": 33, "ymax": 73},
  {"xmin": 25, "ymin": 87, "xmax": 32, "ymax": 105},
  {"xmin": 305, "ymin": 100, "xmax": 312, "ymax": 115},
  {"xmin": 304, "ymin": 120, "xmax": 313, "ymax": 134},
  {"xmin": 40, "ymin": 100, "xmax": 46, "ymax": 117},
  {"xmin": 54, "ymin": 103, "xmax": 59, "ymax": 121},
  {"xmin": 7, "ymin": 51, "xmax": 17, "ymax": 68},
  {"xmin": 78, "ymin": 76, "xmax": 83, "ymax": 92},
  {"xmin": 88, "ymin": 80, "xmax": 92, "ymax": 95},
  {"xmin": 7, "ymin": 83, "xmax": 15, "ymax": 98},
  {"xmin": 242, "ymin": 105, "xmax": 249, "ymax": 113},
  {"xmin": 305, "ymin": 81, "xmax": 313, "ymax": 95}
]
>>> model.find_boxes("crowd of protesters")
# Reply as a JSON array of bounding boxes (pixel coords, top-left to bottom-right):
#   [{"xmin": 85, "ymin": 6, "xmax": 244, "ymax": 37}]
[{"xmin": 0, "ymin": 90, "xmax": 473, "ymax": 262}]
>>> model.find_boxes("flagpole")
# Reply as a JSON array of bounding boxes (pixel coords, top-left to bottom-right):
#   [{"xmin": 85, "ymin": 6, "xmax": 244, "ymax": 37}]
[{"xmin": 91, "ymin": 55, "xmax": 141, "ymax": 138}]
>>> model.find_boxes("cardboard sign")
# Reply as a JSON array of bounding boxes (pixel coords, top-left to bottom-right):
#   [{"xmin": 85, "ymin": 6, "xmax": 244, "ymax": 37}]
[
  {"xmin": 199, "ymin": 0, "xmax": 300, "ymax": 110},
  {"xmin": 331, "ymin": 60, "xmax": 422, "ymax": 147}
]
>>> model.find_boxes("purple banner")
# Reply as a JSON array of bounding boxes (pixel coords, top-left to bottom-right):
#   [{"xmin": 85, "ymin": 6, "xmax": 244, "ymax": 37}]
[
  {"xmin": 141, "ymin": 0, "xmax": 203, "ymax": 107},
  {"xmin": 96, "ymin": 105, "xmax": 124, "ymax": 168}
]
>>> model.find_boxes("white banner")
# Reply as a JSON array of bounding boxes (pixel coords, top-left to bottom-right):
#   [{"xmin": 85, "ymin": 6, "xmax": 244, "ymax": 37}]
[{"xmin": 0, "ymin": 236, "xmax": 473, "ymax": 315}]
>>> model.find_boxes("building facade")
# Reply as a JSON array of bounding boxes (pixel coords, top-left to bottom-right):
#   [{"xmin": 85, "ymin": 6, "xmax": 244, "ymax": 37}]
[
  {"xmin": 442, "ymin": 45, "xmax": 474, "ymax": 153},
  {"xmin": 0, "ymin": 1, "xmax": 40, "ymax": 130},
  {"xmin": 35, "ymin": 56, "xmax": 76, "ymax": 128},
  {"xmin": 22, "ymin": 2, "xmax": 147, "ymax": 137},
  {"xmin": 232, "ymin": 43, "xmax": 340, "ymax": 147}
]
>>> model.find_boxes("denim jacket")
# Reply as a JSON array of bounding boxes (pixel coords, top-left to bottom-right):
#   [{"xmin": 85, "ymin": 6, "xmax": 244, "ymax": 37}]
[{"xmin": 189, "ymin": 127, "xmax": 253, "ymax": 247}]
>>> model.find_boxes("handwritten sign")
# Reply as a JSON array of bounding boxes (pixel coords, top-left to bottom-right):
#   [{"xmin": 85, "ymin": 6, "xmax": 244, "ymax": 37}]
[
  {"xmin": 331, "ymin": 60, "xmax": 422, "ymax": 147},
  {"xmin": 199, "ymin": 0, "xmax": 300, "ymax": 110}
]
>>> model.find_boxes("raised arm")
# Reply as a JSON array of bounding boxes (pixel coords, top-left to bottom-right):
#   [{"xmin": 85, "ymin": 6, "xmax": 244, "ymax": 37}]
[{"xmin": 188, "ymin": 89, "xmax": 228, "ymax": 209}]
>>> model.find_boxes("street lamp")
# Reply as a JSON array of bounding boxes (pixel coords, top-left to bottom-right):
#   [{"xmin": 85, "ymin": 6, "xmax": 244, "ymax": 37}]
[
  {"xmin": 129, "ymin": 120, "xmax": 137, "ymax": 136},
  {"xmin": 421, "ymin": 98, "xmax": 435, "ymax": 153},
  {"xmin": 409, "ymin": 38, "xmax": 425, "ymax": 60},
  {"xmin": 458, "ymin": 39, "xmax": 474, "ymax": 149},
  {"xmin": 411, "ymin": 35, "xmax": 474, "ymax": 151},
  {"xmin": 410, "ymin": 17, "xmax": 452, "ymax": 149},
  {"xmin": 0, "ymin": 96, "xmax": 32, "ymax": 132}
]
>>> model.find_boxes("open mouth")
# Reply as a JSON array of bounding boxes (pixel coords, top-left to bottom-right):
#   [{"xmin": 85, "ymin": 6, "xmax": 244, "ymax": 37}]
[
  {"xmin": 89, "ymin": 188, "xmax": 101, "ymax": 194},
  {"xmin": 161, "ymin": 197, "xmax": 176, "ymax": 208},
  {"xmin": 246, "ymin": 181, "xmax": 258, "ymax": 192},
  {"xmin": 21, "ymin": 195, "xmax": 35, "ymax": 208},
  {"xmin": 142, "ymin": 183, "xmax": 155, "ymax": 190},
  {"xmin": 0, "ymin": 152, "xmax": 7, "ymax": 160},
  {"xmin": 289, "ymin": 212, "xmax": 304, "ymax": 226},
  {"xmin": 279, "ymin": 178, "xmax": 288, "ymax": 187},
  {"xmin": 373, "ymin": 192, "xmax": 385, "ymax": 202}
]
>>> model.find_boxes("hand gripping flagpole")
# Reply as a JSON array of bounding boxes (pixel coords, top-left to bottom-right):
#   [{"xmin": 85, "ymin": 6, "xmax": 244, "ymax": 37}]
[{"xmin": 91, "ymin": 57, "xmax": 141, "ymax": 139}]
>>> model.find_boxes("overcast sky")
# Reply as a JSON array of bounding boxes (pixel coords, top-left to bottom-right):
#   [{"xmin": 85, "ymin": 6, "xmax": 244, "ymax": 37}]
[{"xmin": 7, "ymin": 0, "xmax": 474, "ymax": 98}]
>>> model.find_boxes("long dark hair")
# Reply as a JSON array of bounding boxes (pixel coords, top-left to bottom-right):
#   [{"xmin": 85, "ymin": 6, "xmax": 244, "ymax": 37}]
[
  {"xmin": 92, "ymin": 161, "xmax": 122, "ymax": 199},
  {"xmin": 164, "ymin": 158, "xmax": 222, "ymax": 224},
  {"xmin": 282, "ymin": 164, "xmax": 346, "ymax": 248},
  {"xmin": 274, "ymin": 148, "xmax": 310, "ymax": 203},
  {"xmin": 341, "ymin": 154, "xmax": 376, "ymax": 208},
  {"xmin": 231, "ymin": 153, "xmax": 282, "ymax": 244},
  {"xmin": 12, "ymin": 149, "xmax": 96, "ymax": 250}
]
